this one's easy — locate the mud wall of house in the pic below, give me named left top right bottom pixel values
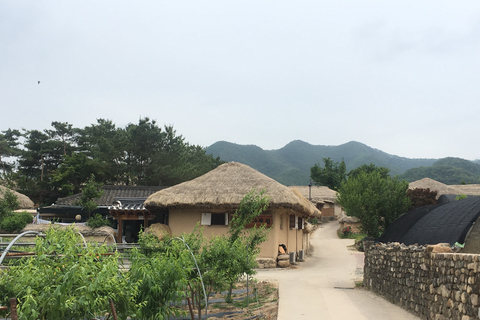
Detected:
left=321, top=204, right=335, bottom=217
left=364, top=241, right=480, bottom=320
left=296, top=228, right=303, bottom=251
left=168, top=208, right=280, bottom=260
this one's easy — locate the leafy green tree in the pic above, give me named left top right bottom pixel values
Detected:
left=310, top=157, right=347, bottom=191
left=77, top=174, right=104, bottom=219
left=125, top=118, right=166, bottom=185
left=223, top=189, right=270, bottom=301
left=134, top=226, right=204, bottom=319
left=51, top=153, right=105, bottom=197
left=0, top=129, right=21, bottom=175
left=77, top=119, right=128, bottom=184
left=337, top=171, right=411, bottom=238
left=46, top=121, right=78, bottom=156
left=348, top=163, right=390, bottom=179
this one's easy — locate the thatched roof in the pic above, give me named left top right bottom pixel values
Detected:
left=451, top=184, right=480, bottom=196
left=0, top=185, right=35, bottom=209
left=23, top=224, right=116, bottom=237
left=290, top=186, right=337, bottom=203
left=409, top=178, right=463, bottom=198
left=409, top=178, right=480, bottom=198
left=145, top=162, right=320, bottom=217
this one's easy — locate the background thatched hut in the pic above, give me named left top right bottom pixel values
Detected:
left=290, top=185, right=341, bottom=219
left=145, top=162, right=320, bottom=264
left=0, top=185, right=35, bottom=209
left=22, top=224, right=117, bottom=244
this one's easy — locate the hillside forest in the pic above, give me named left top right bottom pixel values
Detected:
left=206, top=141, right=480, bottom=186
left=0, top=118, right=224, bottom=206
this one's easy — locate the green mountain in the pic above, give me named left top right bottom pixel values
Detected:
left=399, top=157, right=480, bottom=185
left=206, top=140, right=441, bottom=185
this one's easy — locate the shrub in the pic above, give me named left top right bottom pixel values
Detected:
left=0, top=211, right=33, bottom=232
left=0, top=189, right=19, bottom=216
left=86, top=213, right=112, bottom=229
left=342, top=226, right=352, bottom=237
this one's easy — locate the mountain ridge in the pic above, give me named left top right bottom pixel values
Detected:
left=206, top=140, right=478, bottom=186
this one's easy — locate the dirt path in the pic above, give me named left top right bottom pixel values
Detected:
left=254, top=221, right=421, bottom=320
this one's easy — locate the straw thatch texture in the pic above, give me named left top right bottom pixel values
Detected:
left=144, top=223, right=172, bottom=240
left=145, top=162, right=319, bottom=217
left=0, top=185, right=35, bottom=209
left=290, top=186, right=337, bottom=203
left=22, top=223, right=116, bottom=236
left=409, top=178, right=462, bottom=198
left=451, top=184, right=480, bottom=196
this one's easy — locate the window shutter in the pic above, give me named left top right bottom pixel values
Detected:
left=295, top=216, right=298, bottom=229
left=201, top=213, right=212, bottom=225
left=289, top=215, right=295, bottom=229
left=298, top=217, right=304, bottom=229
left=224, top=213, right=229, bottom=225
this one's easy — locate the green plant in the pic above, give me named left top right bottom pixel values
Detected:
left=455, top=194, right=467, bottom=200
left=76, top=174, right=104, bottom=219
left=0, top=189, right=19, bottom=216
left=0, top=211, right=33, bottom=232
left=337, top=170, right=411, bottom=238
left=342, top=226, right=352, bottom=237
left=308, top=217, right=319, bottom=225
left=86, top=213, right=112, bottom=229
left=0, top=226, right=139, bottom=319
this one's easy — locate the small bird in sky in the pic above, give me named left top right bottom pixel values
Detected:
left=38, top=81, right=40, bottom=84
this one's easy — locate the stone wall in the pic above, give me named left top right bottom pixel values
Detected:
left=364, top=241, right=480, bottom=320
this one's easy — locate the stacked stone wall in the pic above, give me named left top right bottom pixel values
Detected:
left=364, top=241, right=480, bottom=320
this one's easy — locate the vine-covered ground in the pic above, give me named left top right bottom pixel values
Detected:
left=204, top=280, right=278, bottom=320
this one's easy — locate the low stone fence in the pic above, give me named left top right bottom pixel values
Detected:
left=364, top=241, right=480, bottom=320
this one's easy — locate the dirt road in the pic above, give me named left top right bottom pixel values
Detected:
left=255, top=221, right=420, bottom=320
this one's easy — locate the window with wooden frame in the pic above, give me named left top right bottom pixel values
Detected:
left=201, top=213, right=228, bottom=226
left=298, top=217, right=304, bottom=230
left=289, top=215, right=298, bottom=229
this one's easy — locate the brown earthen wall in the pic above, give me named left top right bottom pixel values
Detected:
left=364, top=241, right=480, bottom=320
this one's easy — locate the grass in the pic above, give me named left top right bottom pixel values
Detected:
left=210, top=280, right=278, bottom=311
left=337, top=230, right=367, bottom=241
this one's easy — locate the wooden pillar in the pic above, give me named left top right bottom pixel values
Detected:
left=117, top=218, right=123, bottom=243
left=143, top=212, right=149, bottom=230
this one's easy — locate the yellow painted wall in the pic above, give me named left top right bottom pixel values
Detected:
left=167, top=207, right=307, bottom=260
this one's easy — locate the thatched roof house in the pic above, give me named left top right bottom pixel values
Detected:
left=0, top=186, right=35, bottom=209
left=146, top=162, right=319, bottom=217
left=290, top=185, right=341, bottom=218
left=409, top=178, right=480, bottom=198
left=409, top=178, right=464, bottom=198
left=145, top=162, right=320, bottom=265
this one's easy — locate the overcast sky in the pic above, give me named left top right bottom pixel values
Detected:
left=2, top=1, right=480, bottom=160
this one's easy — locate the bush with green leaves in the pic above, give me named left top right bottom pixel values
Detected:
left=337, top=170, right=411, bottom=238
left=0, top=189, right=272, bottom=319
left=0, top=226, right=140, bottom=319
left=86, top=213, right=113, bottom=229
left=0, top=189, right=19, bottom=216
left=0, top=211, right=33, bottom=232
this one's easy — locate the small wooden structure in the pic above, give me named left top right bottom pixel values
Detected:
left=109, top=198, right=160, bottom=243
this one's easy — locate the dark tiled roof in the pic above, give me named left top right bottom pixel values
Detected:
left=56, top=185, right=167, bottom=206
left=377, top=203, right=444, bottom=244
left=379, top=196, right=480, bottom=246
